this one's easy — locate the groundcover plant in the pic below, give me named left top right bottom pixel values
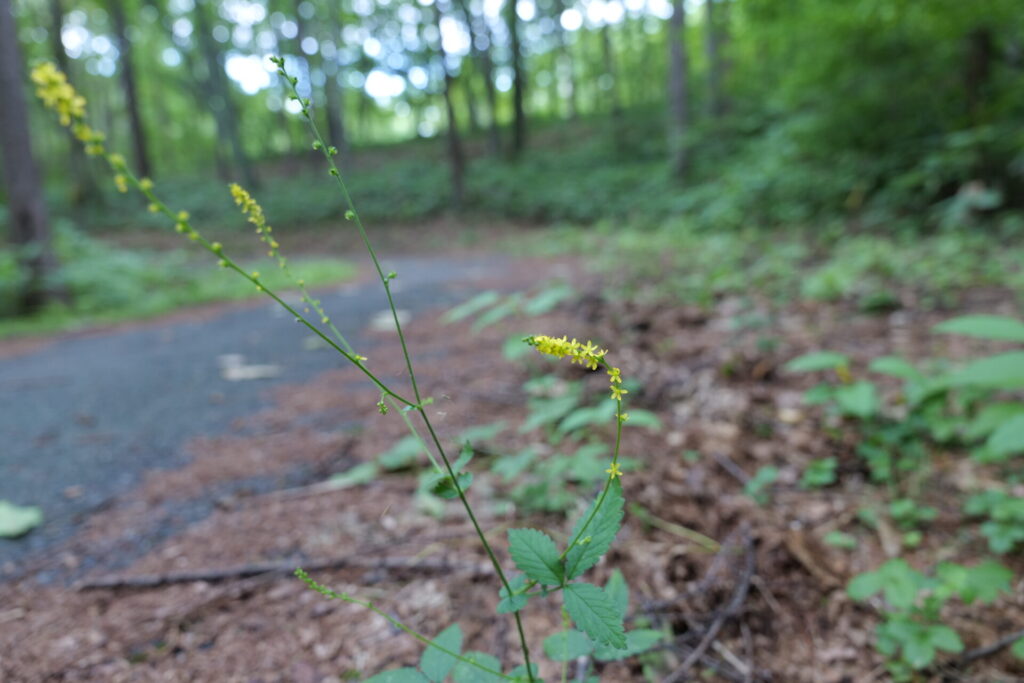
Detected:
left=32, top=56, right=659, bottom=682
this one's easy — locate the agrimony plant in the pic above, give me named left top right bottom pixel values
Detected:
left=32, top=56, right=659, bottom=681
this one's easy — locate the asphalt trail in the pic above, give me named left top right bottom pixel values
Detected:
left=0, top=254, right=511, bottom=572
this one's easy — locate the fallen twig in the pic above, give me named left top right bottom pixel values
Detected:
left=662, top=526, right=755, bottom=683
left=955, top=626, right=1024, bottom=668
left=77, top=555, right=491, bottom=590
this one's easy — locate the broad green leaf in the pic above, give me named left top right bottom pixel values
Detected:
left=519, top=393, right=581, bottom=433
left=594, top=629, right=665, bottom=661
left=457, top=421, right=506, bottom=445
left=938, top=560, right=1012, bottom=604
left=523, top=283, right=574, bottom=316
left=986, top=414, right=1024, bottom=456
left=948, top=352, right=1024, bottom=389
left=491, top=448, right=537, bottom=481
left=563, top=582, right=627, bottom=649
left=508, top=528, right=564, bottom=585
left=847, top=570, right=884, bottom=602
left=0, top=501, right=43, bottom=539
left=508, top=664, right=540, bottom=681
left=472, top=294, right=522, bottom=331
left=964, top=402, right=1024, bottom=440
left=423, top=470, right=473, bottom=500
left=934, top=315, right=1024, bottom=342
left=564, top=481, right=625, bottom=580
left=365, top=668, right=430, bottom=683
left=902, top=636, right=936, bottom=670
left=604, top=569, right=629, bottom=618
left=327, top=462, right=378, bottom=489
left=378, top=435, right=427, bottom=471
left=452, top=651, right=503, bottom=683
left=543, top=630, right=594, bottom=661
left=622, top=409, right=661, bottom=431
left=927, top=625, right=964, bottom=654
left=557, top=402, right=616, bottom=435
left=420, top=624, right=463, bottom=682
left=497, top=574, right=529, bottom=614
left=823, top=530, right=857, bottom=550
left=784, top=351, right=850, bottom=373
left=834, top=381, right=879, bottom=419
left=443, top=290, right=501, bottom=323
left=868, top=356, right=921, bottom=380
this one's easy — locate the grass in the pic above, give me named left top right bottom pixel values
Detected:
left=0, top=224, right=356, bottom=339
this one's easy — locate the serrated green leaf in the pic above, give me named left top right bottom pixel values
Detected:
left=365, top=668, right=430, bottom=683
left=443, top=290, right=501, bottom=323
left=497, top=573, right=529, bottom=614
left=604, top=569, right=629, bottom=618
left=328, top=462, right=379, bottom=489
left=868, top=356, right=921, bottom=380
left=543, top=630, right=594, bottom=661
left=508, top=528, right=564, bottom=585
left=564, top=481, right=625, bottom=580
left=934, top=315, right=1024, bottom=342
left=948, top=352, right=1024, bottom=389
left=593, top=629, right=665, bottom=661
left=452, top=651, right=503, bottom=683
left=987, top=414, right=1024, bottom=456
left=784, top=351, right=850, bottom=373
left=420, top=623, right=462, bottom=682
left=563, top=582, right=626, bottom=649
left=0, top=501, right=43, bottom=539
left=834, top=381, right=879, bottom=419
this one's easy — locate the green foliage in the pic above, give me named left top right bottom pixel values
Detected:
left=848, top=558, right=1011, bottom=678
left=420, top=624, right=463, bottom=682
left=744, top=465, right=778, bottom=505
left=964, top=491, right=1024, bottom=554
left=800, top=457, right=837, bottom=489
left=562, top=583, right=626, bottom=650
left=0, top=500, right=44, bottom=539
left=508, top=529, right=564, bottom=586
left=564, top=482, right=625, bottom=580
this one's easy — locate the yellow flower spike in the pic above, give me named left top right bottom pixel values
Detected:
left=528, top=334, right=606, bottom=369
left=610, top=385, right=628, bottom=401
left=31, top=62, right=86, bottom=127
left=113, top=174, right=128, bottom=193
left=139, top=178, right=154, bottom=192
left=605, top=462, right=623, bottom=480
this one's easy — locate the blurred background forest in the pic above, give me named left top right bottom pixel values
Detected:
left=2, top=0, right=1024, bottom=331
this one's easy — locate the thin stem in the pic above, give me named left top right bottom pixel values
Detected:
left=296, top=569, right=517, bottom=681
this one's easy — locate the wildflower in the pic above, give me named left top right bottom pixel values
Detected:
left=609, top=385, right=628, bottom=401
left=605, top=462, right=623, bottom=480
left=527, top=334, right=607, bottom=369
left=30, top=62, right=86, bottom=126
left=147, top=203, right=160, bottom=213
left=607, top=366, right=622, bottom=384
left=113, top=174, right=128, bottom=193
left=618, top=413, right=630, bottom=424
left=139, top=177, right=154, bottom=192
left=377, top=399, right=388, bottom=415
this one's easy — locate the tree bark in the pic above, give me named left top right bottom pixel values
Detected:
left=108, top=0, right=152, bottom=178
left=667, top=0, right=690, bottom=178
left=49, top=0, right=100, bottom=205
left=705, top=0, right=728, bottom=118
left=0, top=0, right=63, bottom=313
left=433, top=0, right=465, bottom=208
left=507, top=0, right=526, bottom=156
left=551, top=0, right=578, bottom=119
left=454, top=0, right=500, bottom=154
left=193, top=0, right=258, bottom=188
left=322, top=1, right=349, bottom=158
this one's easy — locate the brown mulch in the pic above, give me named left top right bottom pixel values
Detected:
left=1, top=262, right=1023, bottom=682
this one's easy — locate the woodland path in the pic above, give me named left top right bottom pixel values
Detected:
left=0, top=253, right=513, bottom=575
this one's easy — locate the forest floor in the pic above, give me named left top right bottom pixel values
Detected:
left=1, top=244, right=1023, bottom=682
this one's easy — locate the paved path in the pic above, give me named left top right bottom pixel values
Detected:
left=0, top=254, right=511, bottom=571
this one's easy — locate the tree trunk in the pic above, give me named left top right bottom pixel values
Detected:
left=322, top=1, right=349, bottom=158
left=667, top=0, right=689, bottom=178
left=433, top=1, right=465, bottom=208
left=454, top=0, right=500, bottom=154
left=551, top=0, right=579, bottom=119
left=0, top=0, right=63, bottom=313
left=507, top=0, right=526, bottom=156
left=705, top=0, right=728, bottom=118
left=108, top=0, right=152, bottom=178
left=193, top=0, right=258, bottom=188
left=600, top=23, right=624, bottom=140
left=49, top=0, right=100, bottom=205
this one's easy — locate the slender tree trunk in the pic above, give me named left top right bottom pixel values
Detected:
left=507, top=0, right=526, bottom=156
left=600, top=22, right=623, bottom=139
left=705, top=0, right=727, bottom=118
left=0, top=0, right=63, bottom=313
left=454, top=0, right=500, bottom=154
left=321, top=3, right=349, bottom=158
left=551, top=0, right=579, bottom=119
left=108, top=0, right=152, bottom=177
left=49, top=0, right=100, bottom=204
left=667, top=0, right=689, bottom=178
left=194, top=0, right=257, bottom=187
left=434, top=1, right=465, bottom=207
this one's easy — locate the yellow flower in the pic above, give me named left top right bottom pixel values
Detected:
left=605, top=462, right=623, bottom=479
left=139, top=177, right=154, bottom=192
left=113, top=174, right=128, bottom=193
left=527, top=334, right=606, bottom=369
left=607, top=367, right=622, bottom=384
left=31, top=62, right=86, bottom=127
left=609, top=385, right=628, bottom=401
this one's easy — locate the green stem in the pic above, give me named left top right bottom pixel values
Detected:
left=295, top=569, right=517, bottom=681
